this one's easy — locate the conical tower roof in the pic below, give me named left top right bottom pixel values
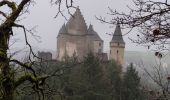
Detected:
left=59, top=23, right=67, bottom=34
left=88, top=24, right=102, bottom=41
left=66, top=7, right=88, bottom=35
left=111, top=23, right=125, bottom=44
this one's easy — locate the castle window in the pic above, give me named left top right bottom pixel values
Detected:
left=99, top=42, right=101, bottom=46
left=117, top=50, right=119, bottom=54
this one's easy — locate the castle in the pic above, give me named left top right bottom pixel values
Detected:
left=56, top=7, right=125, bottom=65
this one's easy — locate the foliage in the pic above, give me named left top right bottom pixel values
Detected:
left=49, top=53, right=123, bottom=100
left=98, top=0, right=170, bottom=97
left=12, top=53, right=148, bottom=100
left=80, top=53, right=108, bottom=100
left=62, top=53, right=110, bottom=100
left=122, top=63, right=145, bottom=100
left=106, top=60, right=122, bottom=100
left=0, top=0, right=75, bottom=100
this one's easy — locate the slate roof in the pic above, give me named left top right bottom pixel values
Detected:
left=59, top=23, right=67, bottom=34
left=66, top=7, right=88, bottom=34
left=88, top=24, right=102, bottom=41
left=111, top=23, right=125, bottom=44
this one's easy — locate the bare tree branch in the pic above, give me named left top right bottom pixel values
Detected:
left=98, top=0, right=170, bottom=52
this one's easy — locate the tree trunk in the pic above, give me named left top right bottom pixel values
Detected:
left=0, top=31, right=14, bottom=100
left=1, top=60, right=14, bottom=100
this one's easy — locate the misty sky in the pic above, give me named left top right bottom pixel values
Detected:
left=11, top=0, right=149, bottom=53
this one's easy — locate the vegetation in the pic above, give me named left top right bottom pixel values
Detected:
left=0, top=0, right=164, bottom=100
left=106, top=60, right=122, bottom=100
left=98, top=0, right=170, bottom=97
left=98, top=0, right=170, bottom=54
left=28, top=54, right=145, bottom=100
left=0, top=0, right=75, bottom=100
left=122, top=63, right=145, bottom=100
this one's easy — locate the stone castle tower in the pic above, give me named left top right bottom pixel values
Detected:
left=57, top=8, right=103, bottom=61
left=109, top=23, right=125, bottom=65
left=57, top=7, right=125, bottom=65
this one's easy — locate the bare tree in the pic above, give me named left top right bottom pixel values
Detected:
left=98, top=0, right=170, bottom=53
left=0, top=0, right=75, bottom=100
left=97, top=0, right=170, bottom=99
left=139, top=59, right=170, bottom=99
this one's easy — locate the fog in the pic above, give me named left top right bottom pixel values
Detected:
left=11, top=0, right=149, bottom=53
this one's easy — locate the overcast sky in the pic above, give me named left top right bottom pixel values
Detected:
left=11, top=0, right=149, bottom=54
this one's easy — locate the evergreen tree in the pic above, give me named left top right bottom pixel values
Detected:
left=81, top=53, right=105, bottom=100
left=64, top=52, right=111, bottom=100
left=106, top=60, right=122, bottom=100
left=122, top=63, right=144, bottom=100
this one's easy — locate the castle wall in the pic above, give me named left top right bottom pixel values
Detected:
left=56, top=8, right=107, bottom=61
left=85, top=35, right=104, bottom=54
left=38, top=52, right=52, bottom=61
left=85, top=35, right=93, bottom=53
left=57, top=34, right=87, bottom=61
left=57, top=35, right=66, bottom=60
left=110, top=42, right=125, bottom=65
left=93, top=40, right=103, bottom=54
left=65, top=42, right=77, bottom=57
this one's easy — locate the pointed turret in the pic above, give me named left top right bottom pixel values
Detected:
left=111, top=23, right=125, bottom=44
left=59, top=23, right=67, bottom=34
left=88, top=24, right=103, bottom=54
left=110, top=23, right=125, bottom=66
left=88, top=24, right=102, bottom=41
left=66, top=7, right=88, bottom=35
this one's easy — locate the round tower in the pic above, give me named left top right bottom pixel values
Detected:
left=110, top=23, right=125, bottom=65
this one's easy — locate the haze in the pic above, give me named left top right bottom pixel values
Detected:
left=11, top=0, right=148, bottom=53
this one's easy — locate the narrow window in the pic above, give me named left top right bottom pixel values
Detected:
left=99, top=42, right=101, bottom=46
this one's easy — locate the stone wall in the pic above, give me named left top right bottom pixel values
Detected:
left=38, top=51, right=52, bottom=61
left=110, top=42, right=125, bottom=65
left=57, top=34, right=88, bottom=60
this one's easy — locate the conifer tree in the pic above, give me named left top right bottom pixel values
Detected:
left=122, top=63, right=144, bottom=100
left=64, top=52, right=109, bottom=100
left=106, top=60, right=122, bottom=100
left=81, top=52, right=105, bottom=100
